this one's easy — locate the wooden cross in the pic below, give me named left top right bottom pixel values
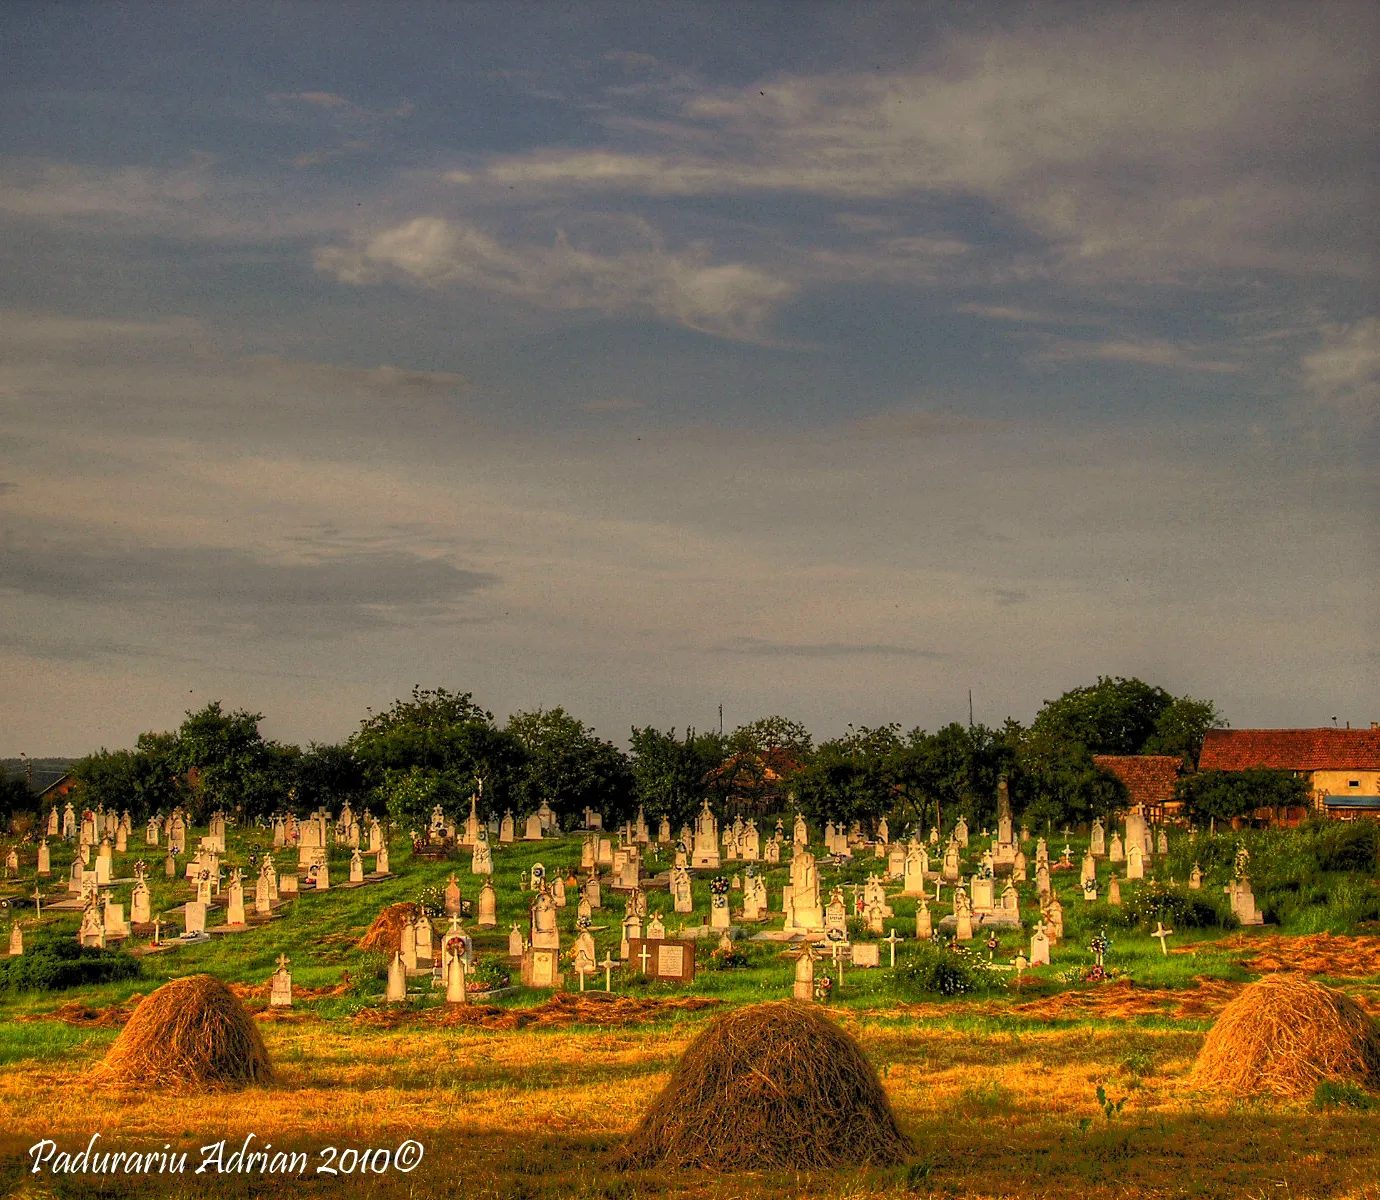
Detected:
left=637, top=943, right=652, bottom=975
left=599, top=952, right=617, bottom=991
left=883, top=928, right=903, bottom=968
left=1152, top=922, right=1174, bottom=955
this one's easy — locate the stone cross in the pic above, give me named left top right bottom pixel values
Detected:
left=33, top=888, right=41, bottom=918
left=1152, top=922, right=1174, bottom=956
left=1014, top=952, right=1028, bottom=984
left=637, top=943, right=652, bottom=975
left=599, top=952, right=617, bottom=992
left=883, top=928, right=903, bottom=968
left=576, top=959, right=591, bottom=992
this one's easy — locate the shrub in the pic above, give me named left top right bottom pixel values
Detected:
left=1107, top=882, right=1234, bottom=932
left=1313, top=1079, right=1374, bottom=1110
left=467, top=955, right=511, bottom=991
left=1313, top=820, right=1380, bottom=873
left=0, top=934, right=141, bottom=994
left=894, top=942, right=982, bottom=997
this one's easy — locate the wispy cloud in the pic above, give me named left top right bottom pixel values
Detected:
left=711, top=637, right=946, bottom=660
left=1301, top=319, right=1380, bottom=429
left=1034, top=337, right=1244, bottom=374
left=315, top=216, right=794, bottom=341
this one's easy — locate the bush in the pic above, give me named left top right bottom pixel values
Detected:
left=1313, top=820, right=1380, bottom=873
left=894, top=942, right=983, bottom=997
left=1313, top=1079, right=1374, bottom=1110
left=0, top=934, right=141, bottom=994
left=1107, top=882, right=1234, bottom=932
left=467, top=955, right=511, bottom=991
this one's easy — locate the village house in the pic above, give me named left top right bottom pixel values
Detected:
left=1197, top=726, right=1380, bottom=822
left=1092, top=755, right=1184, bottom=824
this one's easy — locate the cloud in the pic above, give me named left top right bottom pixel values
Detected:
left=842, top=408, right=1001, bottom=440
left=314, top=216, right=794, bottom=340
left=247, top=356, right=469, bottom=399
left=1301, top=319, right=1380, bottom=429
left=455, top=10, right=1376, bottom=282
left=0, top=535, right=495, bottom=640
left=1034, top=337, right=1244, bottom=373
left=577, top=396, right=645, bottom=414
left=711, top=637, right=946, bottom=660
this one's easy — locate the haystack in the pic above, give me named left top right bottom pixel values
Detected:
left=356, top=902, right=420, bottom=953
left=97, top=974, right=274, bottom=1091
left=1193, top=974, right=1380, bottom=1099
left=617, top=1002, right=912, bottom=1171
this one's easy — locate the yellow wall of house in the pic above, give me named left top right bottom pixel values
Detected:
left=1312, top=769, right=1380, bottom=798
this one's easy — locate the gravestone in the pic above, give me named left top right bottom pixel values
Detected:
left=850, top=942, right=880, bottom=968
left=270, top=955, right=293, bottom=1007
left=520, top=946, right=563, bottom=988
left=1030, top=922, right=1050, bottom=966
left=1126, top=843, right=1144, bottom=881
left=1109, top=832, right=1124, bottom=863
left=478, top=880, right=497, bottom=928
left=915, top=897, right=932, bottom=939
left=628, top=937, right=696, bottom=984
left=1108, top=874, right=1122, bottom=905
left=183, top=901, right=207, bottom=936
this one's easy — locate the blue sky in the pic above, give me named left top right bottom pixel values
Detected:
left=2, top=2, right=1376, bottom=754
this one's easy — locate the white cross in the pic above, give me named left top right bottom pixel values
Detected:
left=1152, top=922, right=1174, bottom=955
left=883, top=928, right=903, bottom=967
left=637, top=942, right=652, bottom=975
left=599, top=953, right=617, bottom=991
left=33, top=888, right=41, bottom=917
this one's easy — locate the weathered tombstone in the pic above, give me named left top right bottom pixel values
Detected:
left=520, top=945, right=563, bottom=988
left=349, top=849, right=364, bottom=884
left=445, top=955, right=467, bottom=1004
left=850, top=942, right=880, bottom=968
left=445, top=875, right=463, bottom=916
left=1090, top=819, right=1106, bottom=857
left=530, top=889, right=560, bottom=949
left=709, top=879, right=731, bottom=930
left=691, top=800, right=721, bottom=869
left=1108, top=874, right=1122, bottom=905
left=915, top=897, right=932, bottom=939
left=954, top=816, right=969, bottom=848
left=1189, top=862, right=1203, bottom=890
left=183, top=900, right=206, bottom=937
left=523, top=813, right=544, bottom=841
left=400, top=921, right=418, bottom=970
left=1157, top=828, right=1169, bottom=856
left=507, top=922, right=525, bottom=957
left=792, top=945, right=817, bottom=1000
left=478, top=880, right=497, bottom=928
left=1108, top=832, right=1124, bottom=863
left=414, top=913, right=434, bottom=963
left=270, top=954, right=293, bottom=1007
left=1126, top=843, right=1144, bottom=881
left=8, top=925, right=22, bottom=956
left=37, top=841, right=50, bottom=876
left=386, top=952, right=407, bottom=1001
left=671, top=865, right=693, bottom=914
left=1030, top=922, right=1051, bottom=966
left=375, top=843, right=390, bottom=874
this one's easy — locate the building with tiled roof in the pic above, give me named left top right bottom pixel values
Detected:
left=1093, top=755, right=1183, bottom=822
left=1198, top=727, right=1380, bottom=819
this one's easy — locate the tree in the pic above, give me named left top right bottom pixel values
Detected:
left=175, top=702, right=286, bottom=821
left=629, top=726, right=726, bottom=828
left=72, top=732, right=187, bottom=819
left=1142, top=696, right=1226, bottom=768
left=1029, top=677, right=1174, bottom=756
left=292, top=742, right=366, bottom=812
left=1176, top=769, right=1308, bottom=824
left=704, top=716, right=811, bottom=814
left=0, top=766, right=30, bottom=825
left=507, top=707, right=635, bottom=826
left=793, top=724, right=902, bottom=828
left=350, top=687, right=527, bottom=819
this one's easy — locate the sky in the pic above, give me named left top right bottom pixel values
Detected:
left=2, top=2, right=1377, bottom=757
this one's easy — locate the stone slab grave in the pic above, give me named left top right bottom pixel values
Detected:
left=849, top=943, right=881, bottom=968
left=627, top=937, right=696, bottom=984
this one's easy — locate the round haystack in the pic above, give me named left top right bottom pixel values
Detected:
left=97, top=974, right=274, bottom=1091
left=1193, top=974, right=1380, bottom=1099
left=356, top=902, right=420, bottom=953
left=616, top=1002, right=912, bottom=1171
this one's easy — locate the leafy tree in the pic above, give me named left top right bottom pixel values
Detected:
left=0, top=766, right=31, bottom=825
left=506, top=707, right=634, bottom=827
left=1029, top=676, right=1174, bottom=756
left=1142, top=695, right=1226, bottom=767
left=174, top=702, right=287, bottom=821
left=1176, top=769, right=1309, bottom=824
left=292, top=742, right=366, bottom=812
left=350, top=687, right=526, bottom=817
left=72, top=733, right=187, bottom=819
left=705, top=716, right=811, bottom=814
left=629, top=726, right=726, bottom=828
left=794, top=724, right=902, bottom=827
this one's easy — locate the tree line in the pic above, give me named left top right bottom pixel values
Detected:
left=4, top=676, right=1308, bottom=832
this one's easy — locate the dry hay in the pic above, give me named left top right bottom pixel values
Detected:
left=616, top=1001, right=912, bottom=1172
left=15, top=1000, right=138, bottom=1028
left=1192, top=973, right=1380, bottom=1099
left=95, top=974, right=275, bottom=1092
left=1179, top=932, right=1380, bottom=979
left=356, top=902, right=420, bottom=953
left=889, top=975, right=1244, bottom=1024
left=355, top=990, right=721, bottom=1031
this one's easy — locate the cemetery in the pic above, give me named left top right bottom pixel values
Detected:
left=0, top=779, right=1378, bottom=1199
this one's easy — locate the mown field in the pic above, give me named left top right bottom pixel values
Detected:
left=1, top=821, right=1378, bottom=1200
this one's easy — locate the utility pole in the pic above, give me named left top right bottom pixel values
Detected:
left=718, top=704, right=723, bottom=736
left=968, top=690, right=973, bottom=729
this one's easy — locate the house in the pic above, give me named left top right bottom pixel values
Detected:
left=37, top=772, right=78, bottom=803
left=1197, top=726, right=1380, bottom=821
left=1092, top=755, right=1184, bottom=823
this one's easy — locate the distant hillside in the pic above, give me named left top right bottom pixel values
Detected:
left=0, top=758, right=76, bottom=794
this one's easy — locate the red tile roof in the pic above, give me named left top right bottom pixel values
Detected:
left=1093, top=755, right=1182, bottom=807
left=1198, top=728, right=1380, bottom=772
